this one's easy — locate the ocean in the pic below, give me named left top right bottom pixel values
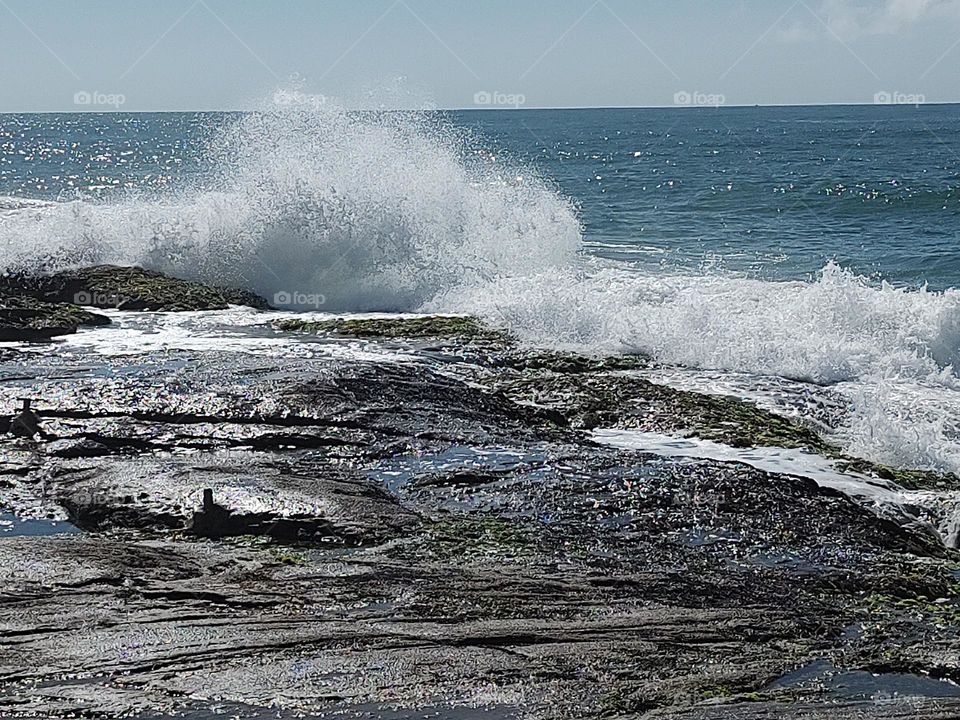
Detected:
left=1, top=99, right=958, bottom=475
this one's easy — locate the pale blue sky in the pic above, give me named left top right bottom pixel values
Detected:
left=1, top=0, right=958, bottom=111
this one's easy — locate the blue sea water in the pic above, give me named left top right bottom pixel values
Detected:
left=0, top=100, right=958, bottom=474
left=1, top=104, right=958, bottom=287
left=469, top=105, right=960, bottom=290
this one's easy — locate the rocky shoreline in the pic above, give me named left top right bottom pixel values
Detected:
left=0, top=264, right=270, bottom=341
left=1, top=266, right=959, bottom=719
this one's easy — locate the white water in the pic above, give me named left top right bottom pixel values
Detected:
left=37, top=308, right=421, bottom=364
left=431, top=263, right=960, bottom=474
left=0, top=92, right=581, bottom=311
left=0, top=93, right=958, bottom=475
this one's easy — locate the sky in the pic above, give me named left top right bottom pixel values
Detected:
left=0, top=0, right=958, bottom=111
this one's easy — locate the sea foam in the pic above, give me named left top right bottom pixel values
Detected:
left=430, top=263, right=960, bottom=472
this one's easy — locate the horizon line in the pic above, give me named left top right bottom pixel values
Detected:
left=1, top=100, right=957, bottom=115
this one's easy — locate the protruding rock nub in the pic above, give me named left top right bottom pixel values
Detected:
left=192, top=488, right=233, bottom=538
left=10, top=398, right=43, bottom=438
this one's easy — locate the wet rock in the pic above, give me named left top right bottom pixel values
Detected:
left=17, top=452, right=418, bottom=543
left=491, top=349, right=649, bottom=374
left=276, top=314, right=508, bottom=342
left=0, top=293, right=110, bottom=340
left=837, top=457, right=960, bottom=491
left=44, top=437, right=114, bottom=458
left=61, top=493, right=183, bottom=532
left=2, top=315, right=960, bottom=719
left=0, top=264, right=269, bottom=311
left=494, top=370, right=833, bottom=452
left=218, top=286, right=273, bottom=310
left=9, top=399, right=47, bottom=438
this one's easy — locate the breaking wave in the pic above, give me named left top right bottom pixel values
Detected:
left=431, top=261, right=960, bottom=385
left=429, top=262, right=960, bottom=473
left=0, top=92, right=581, bottom=311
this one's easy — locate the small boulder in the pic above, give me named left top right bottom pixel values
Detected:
left=45, top=437, right=112, bottom=458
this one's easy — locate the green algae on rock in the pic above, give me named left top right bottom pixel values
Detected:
left=835, top=457, right=960, bottom=491
left=0, top=294, right=110, bottom=341
left=275, top=316, right=654, bottom=375
left=275, top=314, right=508, bottom=341
left=494, top=370, right=832, bottom=451
left=0, top=264, right=270, bottom=311
left=490, top=349, right=649, bottom=373
left=493, top=369, right=960, bottom=490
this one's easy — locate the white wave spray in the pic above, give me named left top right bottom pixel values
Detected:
left=0, top=92, right=581, bottom=310
left=429, top=262, right=960, bottom=473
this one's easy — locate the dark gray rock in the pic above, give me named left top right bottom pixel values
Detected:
left=0, top=319, right=958, bottom=719
left=0, top=293, right=110, bottom=340
left=0, top=264, right=270, bottom=311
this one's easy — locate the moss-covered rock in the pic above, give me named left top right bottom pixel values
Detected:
left=275, top=316, right=653, bottom=374
left=836, top=458, right=960, bottom=491
left=492, top=349, right=649, bottom=374
left=496, top=371, right=834, bottom=452
left=494, top=369, right=960, bottom=492
left=493, top=369, right=960, bottom=490
left=0, top=294, right=110, bottom=341
left=276, top=314, right=508, bottom=341
left=0, top=265, right=269, bottom=312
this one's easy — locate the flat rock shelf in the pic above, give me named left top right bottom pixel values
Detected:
left=1, top=268, right=960, bottom=719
